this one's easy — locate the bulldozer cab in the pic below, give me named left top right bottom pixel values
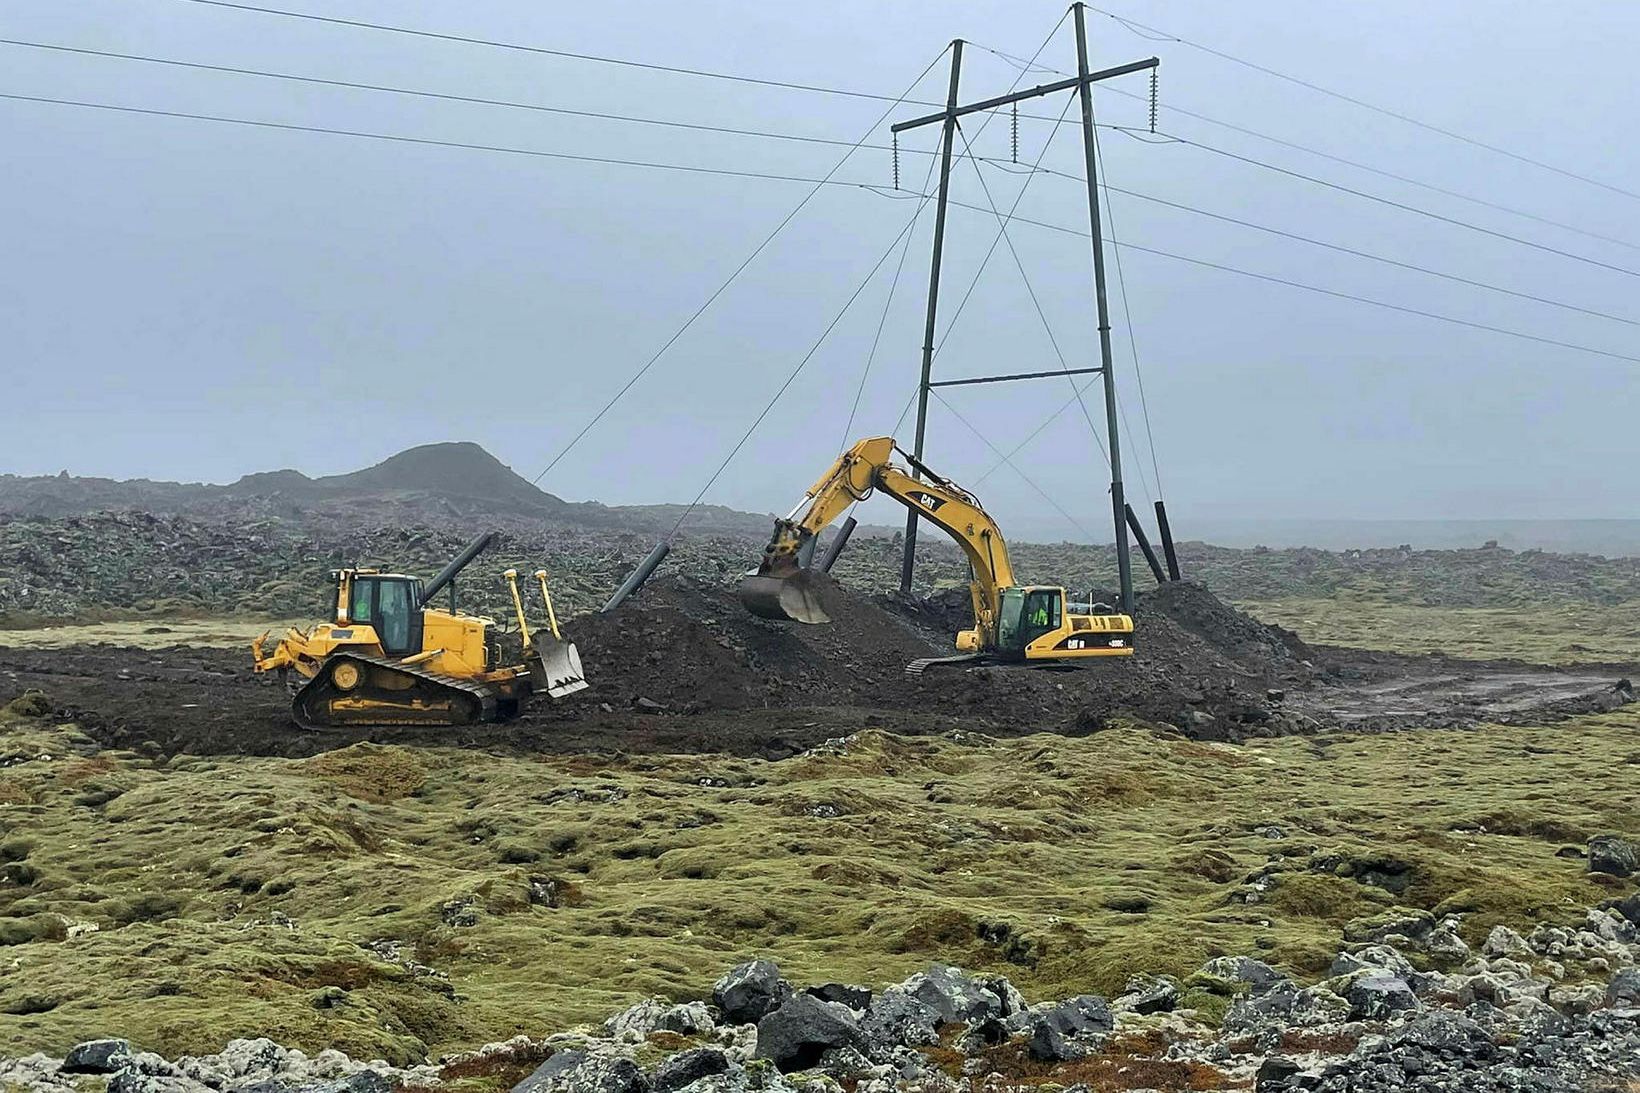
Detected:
left=996, top=586, right=1062, bottom=657
left=339, top=571, right=424, bottom=657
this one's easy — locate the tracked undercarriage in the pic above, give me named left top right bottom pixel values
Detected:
left=253, top=531, right=588, bottom=731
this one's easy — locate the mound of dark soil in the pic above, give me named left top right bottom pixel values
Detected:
left=4, top=571, right=1628, bottom=760
left=558, top=573, right=1319, bottom=742
left=562, top=573, right=948, bottom=713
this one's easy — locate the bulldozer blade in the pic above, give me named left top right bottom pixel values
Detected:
left=738, top=569, right=831, bottom=625
left=529, top=638, right=589, bottom=699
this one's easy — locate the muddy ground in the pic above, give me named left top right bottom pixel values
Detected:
left=0, top=577, right=1631, bottom=759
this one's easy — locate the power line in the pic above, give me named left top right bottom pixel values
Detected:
left=969, top=36, right=1640, bottom=255
left=1087, top=4, right=1640, bottom=204
left=159, top=0, right=1640, bottom=250
left=528, top=47, right=950, bottom=487
left=10, top=88, right=1637, bottom=371
left=173, top=0, right=949, bottom=108
left=978, top=159, right=1640, bottom=329
left=839, top=152, right=940, bottom=451
left=951, top=119, right=1115, bottom=480
left=15, top=53, right=1638, bottom=302
left=948, top=199, right=1640, bottom=367
left=930, top=387, right=1097, bottom=541
left=672, top=195, right=934, bottom=538
left=0, top=90, right=923, bottom=193
left=1149, top=131, right=1640, bottom=281
left=1098, top=87, right=1640, bottom=256
left=0, top=36, right=967, bottom=162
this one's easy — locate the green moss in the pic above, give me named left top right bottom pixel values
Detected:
left=0, top=711, right=1635, bottom=1064
left=0, top=914, right=66, bottom=946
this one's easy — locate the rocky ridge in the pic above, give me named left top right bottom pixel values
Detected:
left=7, top=884, right=1639, bottom=1093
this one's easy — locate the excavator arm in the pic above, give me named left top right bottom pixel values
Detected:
left=741, top=437, right=1015, bottom=645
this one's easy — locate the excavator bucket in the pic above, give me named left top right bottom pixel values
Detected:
left=527, top=637, right=590, bottom=698
left=738, top=567, right=831, bottom=625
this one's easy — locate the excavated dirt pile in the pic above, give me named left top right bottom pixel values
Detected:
left=561, top=574, right=943, bottom=712
left=0, top=572, right=1630, bottom=759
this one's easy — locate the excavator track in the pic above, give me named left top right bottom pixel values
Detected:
left=904, top=653, right=987, bottom=677
left=290, top=652, right=503, bottom=731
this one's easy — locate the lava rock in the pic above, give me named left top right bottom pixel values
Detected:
left=858, top=986, right=941, bottom=1049
left=713, top=960, right=792, bottom=1026
left=107, top=1075, right=212, bottom=1093
left=62, top=1038, right=134, bottom=1073
left=755, top=994, right=862, bottom=1072
left=297, top=1075, right=394, bottom=1093
left=514, top=1051, right=648, bottom=1093
left=652, top=1048, right=731, bottom=1093
left=1482, top=925, right=1534, bottom=959
left=1587, top=835, right=1638, bottom=877
left=802, top=983, right=872, bottom=1012
left=1344, top=973, right=1420, bottom=1021
left=1607, top=891, right=1640, bottom=926
left=1198, top=955, right=1287, bottom=994
left=901, top=964, right=1007, bottom=1025
left=1023, top=995, right=1113, bottom=1062
left=1112, top=973, right=1179, bottom=1015
left=1255, top=1055, right=1302, bottom=1091
left=607, top=999, right=714, bottom=1039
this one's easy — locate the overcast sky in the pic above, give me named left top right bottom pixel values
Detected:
left=4, top=1, right=1638, bottom=541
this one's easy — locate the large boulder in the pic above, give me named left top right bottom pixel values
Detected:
left=713, top=961, right=792, bottom=1026
left=1343, top=973, right=1420, bottom=1022
left=1587, top=835, right=1638, bottom=878
left=1111, top=973, right=1179, bottom=1015
left=1608, top=968, right=1640, bottom=1007
left=802, top=984, right=872, bottom=1012
left=607, top=999, right=714, bottom=1039
left=901, top=965, right=1009, bottom=1025
left=1197, top=956, right=1287, bottom=995
left=754, top=995, right=862, bottom=1072
left=1606, top=890, right=1640, bottom=926
left=1481, top=925, right=1534, bottom=959
left=652, top=1048, right=732, bottom=1093
left=1222, top=983, right=1348, bottom=1037
left=513, top=1050, right=649, bottom=1093
left=62, top=1039, right=134, bottom=1074
left=1254, top=1055, right=1301, bottom=1091
left=858, top=988, right=942, bottom=1050
left=1022, top=996, right=1113, bottom=1062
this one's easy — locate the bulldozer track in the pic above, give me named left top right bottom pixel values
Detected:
left=289, top=652, right=505, bottom=732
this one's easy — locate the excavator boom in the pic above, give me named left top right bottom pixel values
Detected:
left=740, top=436, right=1134, bottom=666
left=741, top=437, right=1017, bottom=645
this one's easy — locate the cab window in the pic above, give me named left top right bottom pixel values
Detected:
left=1022, top=589, right=1062, bottom=641
left=997, top=588, right=1025, bottom=651
left=377, top=579, right=413, bottom=654
left=350, top=579, right=373, bottom=623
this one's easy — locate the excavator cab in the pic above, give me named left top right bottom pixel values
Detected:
left=996, top=586, right=1063, bottom=657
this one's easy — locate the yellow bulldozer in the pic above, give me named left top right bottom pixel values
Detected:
left=740, top=436, right=1134, bottom=672
left=252, top=531, right=588, bottom=729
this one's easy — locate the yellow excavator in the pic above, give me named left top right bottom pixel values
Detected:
left=252, top=532, right=588, bottom=729
left=740, top=436, right=1134, bottom=672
